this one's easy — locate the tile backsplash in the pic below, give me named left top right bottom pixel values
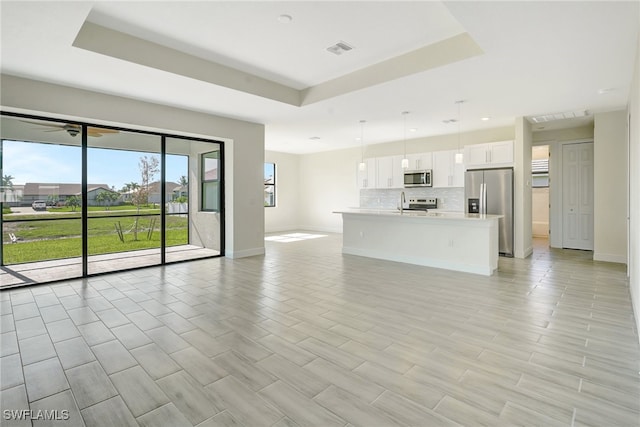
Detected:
left=360, top=187, right=465, bottom=211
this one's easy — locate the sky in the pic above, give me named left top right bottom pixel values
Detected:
left=2, top=140, right=188, bottom=190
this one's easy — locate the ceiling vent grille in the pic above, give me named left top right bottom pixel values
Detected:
left=326, top=41, right=354, bottom=55
left=530, top=109, right=589, bottom=123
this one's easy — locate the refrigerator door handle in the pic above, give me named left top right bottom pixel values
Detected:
left=480, top=183, right=486, bottom=215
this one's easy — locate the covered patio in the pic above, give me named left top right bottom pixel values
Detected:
left=0, top=245, right=219, bottom=289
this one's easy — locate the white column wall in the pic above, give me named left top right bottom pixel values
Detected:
left=0, top=74, right=265, bottom=258
left=514, top=117, right=533, bottom=258
left=593, top=111, right=628, bottom=263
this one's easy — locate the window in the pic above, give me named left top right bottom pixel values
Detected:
left=201, top=150, right=220, bottom=211
left=264, top=163, right=275, bottom=207
left=532, top=158, right=549, bottom=188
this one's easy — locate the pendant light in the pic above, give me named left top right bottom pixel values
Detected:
left=401, top=111, right=409, bottom=169
left=455, top=100, right=464, bottom=164
left=358, top=120, right=367, bottom=171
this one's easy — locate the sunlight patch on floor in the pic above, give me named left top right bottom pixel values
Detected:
left=264, top=232, right=327, bottom=243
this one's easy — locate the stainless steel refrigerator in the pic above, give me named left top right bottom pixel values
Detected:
left=464, top=167, right=514, bottom=257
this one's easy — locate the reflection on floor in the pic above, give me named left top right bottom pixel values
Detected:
left=0, top=245, right=219, bottom=288
left=264, top=232, right=327, bottom=243
left=0, top=234, right=638, bottom=426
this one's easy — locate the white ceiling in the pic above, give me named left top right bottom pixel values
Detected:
left=1, top=1, right=638, bottom=154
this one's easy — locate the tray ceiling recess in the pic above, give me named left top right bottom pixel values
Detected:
left=72, top=19, right=483, bottom=107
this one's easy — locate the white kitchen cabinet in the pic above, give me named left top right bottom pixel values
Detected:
left=433, top=149, right=465, bottom=187
left=464, top=140, right=513, bottom=169
left=405, top=153, right=433, bottom=171
left=356, top=158, right=376, bottom=189
left=376, top=155, right=404, bottom=188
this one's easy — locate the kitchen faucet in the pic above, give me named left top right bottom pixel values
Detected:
left=400, top=191, right=405, bottom=215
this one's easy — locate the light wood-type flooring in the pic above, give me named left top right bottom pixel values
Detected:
left=1, top=233, right=638, bottom=426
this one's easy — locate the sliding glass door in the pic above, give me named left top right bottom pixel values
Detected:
left=0, top=113, right=223, bottom=288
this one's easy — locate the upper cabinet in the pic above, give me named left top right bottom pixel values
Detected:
left=405, top=153, right=433, bottom=171
left=464, top=140, right=514, bottom=169
left=376, top=155, right=405, bottom=188
left=356, top=158, right=377, bottom=189
left=432, top=149, right=464, bottom=188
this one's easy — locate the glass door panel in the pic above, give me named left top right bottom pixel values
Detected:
left=1, top=116, right=82, bottom=287
left=165, top=137, right=221, bottom=263
left=87, top=129, right=161, bottom=274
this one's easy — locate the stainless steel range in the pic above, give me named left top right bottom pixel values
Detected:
left=404, top=197, right=437, bottom=211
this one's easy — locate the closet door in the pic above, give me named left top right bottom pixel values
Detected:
left=562, top=142, right=594, bottom=250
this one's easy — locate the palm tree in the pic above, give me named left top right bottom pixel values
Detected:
left=1, top=174, right=15, bottom=202
left=179, top=175, right=188, bottom=187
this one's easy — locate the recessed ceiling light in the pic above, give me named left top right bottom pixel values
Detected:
left=442, top=119, right=457, bottom=124
left=409, top=128, right=417, bottom=132
left=278, top=14, right=293, bottom=23
left=309, top=136, right=321, bottom=140
left=481, top=117, right=491, bottom=121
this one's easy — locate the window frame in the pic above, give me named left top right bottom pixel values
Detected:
left=201, top=150, right=221, bottom=212
left=264, top=162, right=276, bottom=208
left=531, top=158, right=549, bottom=188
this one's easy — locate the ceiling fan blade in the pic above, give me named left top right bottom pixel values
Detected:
left=42, top=128, right=63, bottom=132
left=88, top=127, right=119, bottom=135
left=87, top=132, right=103, bottom=138
left=21, top=119, right=65, bottom=129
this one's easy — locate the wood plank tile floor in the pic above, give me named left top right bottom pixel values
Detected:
left=1, top=233, right=638, bottom=426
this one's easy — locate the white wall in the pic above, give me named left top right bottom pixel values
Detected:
left=628, top=34, right=640, bottom=342
left=265, top=150, right=301, bottom=232
left=593, top=111, right=628, bottom=263
left=299, top=147, right=362, bottom=233
left=0, top=74, right=265, bottom=258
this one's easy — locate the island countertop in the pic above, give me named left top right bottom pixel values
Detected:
left=333, top=208, right=503, bottom=221
left=334, top=208, right=501, bottom=275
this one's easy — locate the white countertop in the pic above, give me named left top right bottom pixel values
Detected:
left=334, top=208, right=502, bottom=221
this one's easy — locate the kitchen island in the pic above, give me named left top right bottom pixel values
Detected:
left=334, top=209, right=501, bottom=276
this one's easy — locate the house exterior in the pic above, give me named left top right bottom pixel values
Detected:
left=21, top=182, right=109, bottom=206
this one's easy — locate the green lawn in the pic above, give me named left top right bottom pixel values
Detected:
left=3, top=213, right=189, bottom=264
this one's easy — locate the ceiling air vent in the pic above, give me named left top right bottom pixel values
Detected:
left=326, top=41, right=354, bottom=55
left=530, top=109, right=589, bottom=123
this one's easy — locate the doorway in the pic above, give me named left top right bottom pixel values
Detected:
left=531, top=145, right=550, bottom=241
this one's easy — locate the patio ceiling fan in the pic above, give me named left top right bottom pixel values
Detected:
left=20, top=120, right=119, bottom=138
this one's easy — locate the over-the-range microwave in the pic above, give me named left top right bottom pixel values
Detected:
left=404, top=169, right=432, bottom=187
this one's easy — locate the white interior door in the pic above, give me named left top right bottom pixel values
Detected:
left=562, top=142, right=594, bottom=250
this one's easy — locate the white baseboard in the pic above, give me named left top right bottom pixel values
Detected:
left=593, top=252, right=627, bottom=264
left=225, top=247, right=265, bottom=259
left=515, top=245, right=533, bottom=259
